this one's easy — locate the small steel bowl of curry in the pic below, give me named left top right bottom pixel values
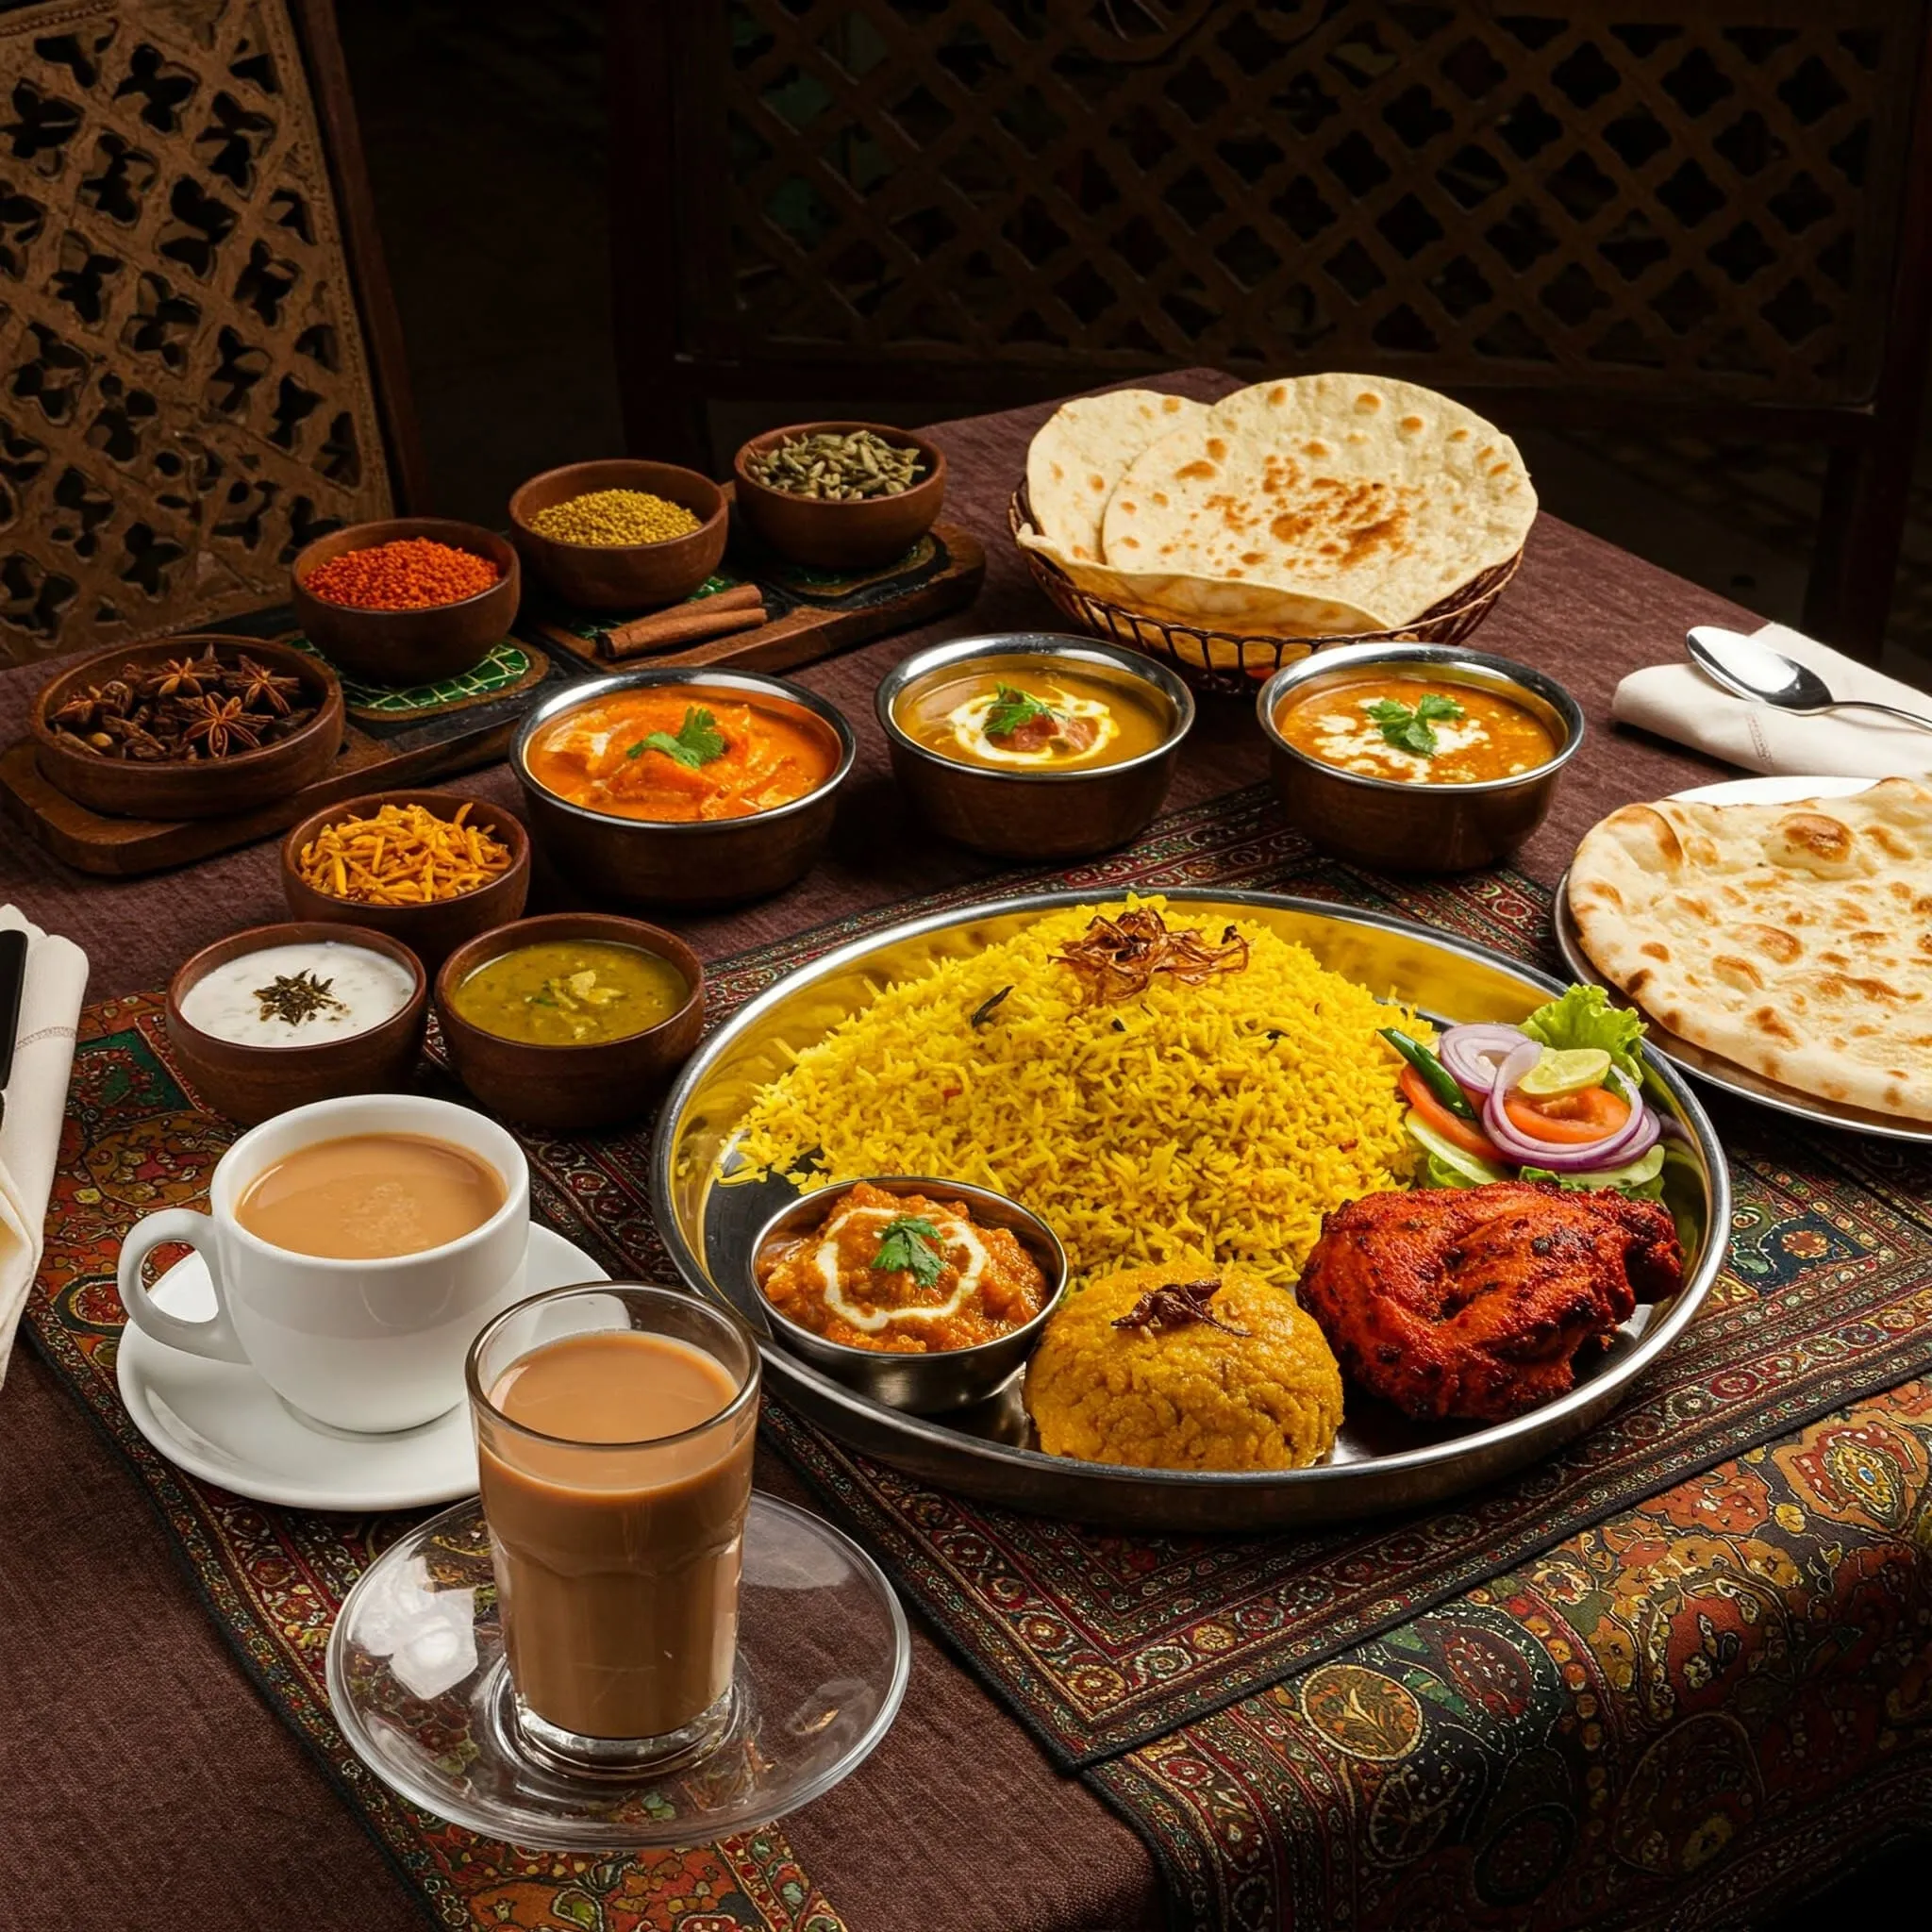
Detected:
left=1257, top=643, right=1584, bottom=874
left=747, top=1175, right=1069, bottom=1414
left=511, top=667, right=857, bottom=907
left=876, top=633, right=1194, bottom=859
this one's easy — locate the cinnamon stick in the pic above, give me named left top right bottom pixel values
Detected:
left=600, top=595, right=769, bottom=659
left=603, top=583, right=763, bottom=647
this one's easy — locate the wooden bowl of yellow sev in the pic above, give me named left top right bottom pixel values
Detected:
left=280, top=790, right=530, bottom=972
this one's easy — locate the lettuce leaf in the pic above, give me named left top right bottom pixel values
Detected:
left=1521, top=985, right=1646, bottom=1085
left=1521, top=1144, right=1666, bottom=1200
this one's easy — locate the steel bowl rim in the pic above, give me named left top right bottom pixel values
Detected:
left=651, top=886, right=1731, bottom=1497
left=509, top=665, right=858, bottom=836
left=1256, top=641, right=1587, bottom=798
left=874, top=631, right=1196, bottom=786
left=745, top=1173, right=1071, bottom=1380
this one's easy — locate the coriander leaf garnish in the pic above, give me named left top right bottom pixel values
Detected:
left=1364, top=691, right=1464, bottom=758
left=871, top=1215, right=946, bottom=1289
left=983, top=683, right=1058, bottom=741
left=627, top=706, right=728, bottom=768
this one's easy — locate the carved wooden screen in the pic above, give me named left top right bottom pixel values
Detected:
left=677, top=0, right=1924, bottom=412
left=0, top=0, right=396, bottom=663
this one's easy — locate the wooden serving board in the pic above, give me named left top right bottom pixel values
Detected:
left=522, top=517, right=985, bottom=673
left=1, top=522, right=985, bottom=877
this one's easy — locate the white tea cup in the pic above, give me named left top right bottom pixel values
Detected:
left=117, top=1093, right=530, bottom=1434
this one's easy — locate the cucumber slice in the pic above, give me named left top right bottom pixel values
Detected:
left=1405, top=1111, right=1510, bottom=1187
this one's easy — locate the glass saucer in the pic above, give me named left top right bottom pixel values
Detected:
left=325, top=1492, right=910, bottom=1848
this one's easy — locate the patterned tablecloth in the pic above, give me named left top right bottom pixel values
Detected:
left=25, top=783, right=1932, bottom=1932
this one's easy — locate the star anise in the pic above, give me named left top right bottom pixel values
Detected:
left=50, top=689, right=103, bottom=731
left=1111, top=1276, right=1251, bottom=1338
left=177, top=692, right=263, bottom=758
left=141, top=654, right=213, bottom=701
left=1056, top=908, right=1250, bottom=1008
left=225, top=653, right=304, bottom=714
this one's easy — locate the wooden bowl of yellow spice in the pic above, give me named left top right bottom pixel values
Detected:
left=280, top=790, right=530, bottom=972
left=508, top=460, right=728, bottom=612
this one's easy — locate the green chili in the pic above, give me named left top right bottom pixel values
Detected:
left=1379, top=1027, right=1477, bottom=1120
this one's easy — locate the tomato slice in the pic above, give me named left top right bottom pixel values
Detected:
left=1399, top=1065, right=1508, bottom=1161
left=1503, top=1083, right=1630, bottom=1145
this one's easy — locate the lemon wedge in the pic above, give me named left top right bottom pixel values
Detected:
left=1517, top=1046, right=1613, bottom=1097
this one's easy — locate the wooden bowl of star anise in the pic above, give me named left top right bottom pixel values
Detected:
left=31, top=636, right=343, bottom=820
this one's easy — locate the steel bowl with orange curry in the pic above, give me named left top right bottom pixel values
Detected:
left=522, top=685, right=839, bottom=823
left=755, top=1180, right=1051, bottom=1353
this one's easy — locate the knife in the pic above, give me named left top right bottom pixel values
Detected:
left=0, top=927, right=28, bottom=1132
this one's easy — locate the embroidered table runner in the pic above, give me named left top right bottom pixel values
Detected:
left=26, top=784, right=1932, bottom=1930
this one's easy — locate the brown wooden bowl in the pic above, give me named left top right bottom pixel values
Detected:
left=508, top=459, right=729, bottom=611
left=732, top=422, right=945, bottom=570
left=31, top=636, right=344, bottom=822
left=291, top=517, right=519, bottom=685
left=166, top=922, right=428, bottom=1126
left=281, top=789, right=531, bottom=972
left=436, top=913, right=706, bottom=1130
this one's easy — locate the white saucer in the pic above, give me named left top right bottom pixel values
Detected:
left=115, top=1226, right=608, bottom=1512
left=1671, top=774, right=1877, bottom=806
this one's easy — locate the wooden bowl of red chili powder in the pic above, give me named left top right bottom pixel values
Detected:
left=291, top=518, right=520, bottom=685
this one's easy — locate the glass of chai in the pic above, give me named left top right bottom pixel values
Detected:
left=466, top=1283, right=759, bottom=1774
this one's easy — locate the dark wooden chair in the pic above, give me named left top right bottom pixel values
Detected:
left=0, top=0, right=424, bottom=665
left=610, top=0, right=1932, bottom=661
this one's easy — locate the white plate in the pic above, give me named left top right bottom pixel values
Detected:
left=1670, top=774, right=1878, bottom=806
left=115, top=1225, right=608, bottom=1511
left=1557, top=772, right=1930, bottom=1142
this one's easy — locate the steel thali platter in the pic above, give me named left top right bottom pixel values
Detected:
left=651, top=890, right=1730, bottom=1533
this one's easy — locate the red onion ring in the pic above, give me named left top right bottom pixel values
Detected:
left=1437, top=1023, right=1529, bottom=1097
left=1481, top=1039, right=1659, bottom=1172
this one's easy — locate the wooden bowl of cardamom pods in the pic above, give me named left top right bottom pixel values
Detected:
left=732, top=422, right=946, bottom=570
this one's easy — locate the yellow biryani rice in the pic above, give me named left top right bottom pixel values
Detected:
left=731, top=897, right=1419, bottom=1289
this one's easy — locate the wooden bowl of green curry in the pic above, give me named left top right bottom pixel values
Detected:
left=434, top=912, right=705, bottom=1129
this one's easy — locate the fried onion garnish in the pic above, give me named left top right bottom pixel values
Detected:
left=1054, top=908, right=1249, bottom=1007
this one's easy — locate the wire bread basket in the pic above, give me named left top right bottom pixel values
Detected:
left=1008, top=483, right=1523, bottom=699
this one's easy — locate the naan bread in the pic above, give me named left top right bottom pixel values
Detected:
left=1026, top=389, right=1212, bottom=566
left=1019, top=385, right=1385, bottom=652
left=1014, top=526, right=1386, bottom=642
left=1102, top=374, right=1536, bottom=627
left=1568, top=778, right=1932, bottom=1120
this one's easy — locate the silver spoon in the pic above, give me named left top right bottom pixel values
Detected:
left=1687, top=625, right=1932, bottom=731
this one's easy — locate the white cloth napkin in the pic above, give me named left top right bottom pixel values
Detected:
left=1612, top=622, right=1932, bottom=777
left=0, top=908, right=89, bottom=1391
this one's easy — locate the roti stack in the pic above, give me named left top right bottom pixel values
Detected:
left=1568, top=777, right=1932, bottom=1121
left=1019, top=374, right=1536, bottom=657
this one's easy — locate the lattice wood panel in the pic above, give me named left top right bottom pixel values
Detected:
left=0, top=0, right=393, bottom=662
left=694, top=0, right=1922, bottom=405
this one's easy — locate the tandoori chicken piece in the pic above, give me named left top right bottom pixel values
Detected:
left=1297, top=1181, right=1684, bottom=1424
